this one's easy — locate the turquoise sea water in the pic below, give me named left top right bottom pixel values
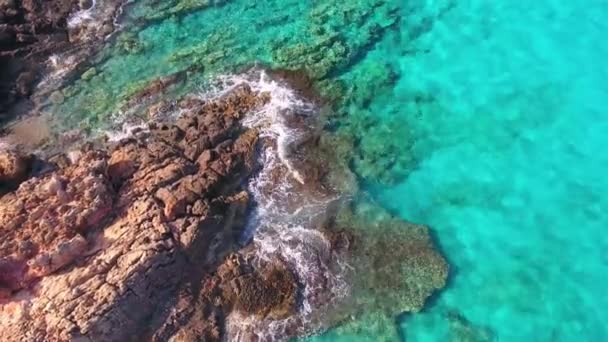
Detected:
left=366, top=2, right=608, bottom=341
left=51, top=0, right=608, bottom=340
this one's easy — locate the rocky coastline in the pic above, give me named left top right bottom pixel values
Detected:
left=0, top=72, right=448, bottom=341
left=0, top=1, right=449, bottom=338
left=0, top=84, right=297, bottom=341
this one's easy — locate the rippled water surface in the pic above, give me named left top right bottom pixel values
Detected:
left=50, top=0, right=608, bottom=340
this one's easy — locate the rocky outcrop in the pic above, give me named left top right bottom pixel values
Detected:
left=0, top=71, right=449, bottom=341
left=0, top=85, right=296, bottom=341
left=0, top=148, right=32, bottom=192
left=154, top=253, right=298, bottom=341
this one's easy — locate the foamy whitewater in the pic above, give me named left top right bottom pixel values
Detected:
left=68, top=0, right=132, bottom=33
left=67, top=0, right=97, bottom=29
left=198, top=71, right=349, bottom=341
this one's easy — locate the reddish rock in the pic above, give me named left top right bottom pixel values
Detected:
left=153, top=253, right=299, bottom=341
left=0, top=85, right=272, bottom=341
left=0, top=149, right=31, bottom=191
left=228, top=259, right=298, bottom=320
left=0, top=149, right=113, bottom=293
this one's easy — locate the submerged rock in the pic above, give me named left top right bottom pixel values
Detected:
left=446, top=309, right=495, bottom=342
left=319, top=202, right=449, bottom=340
left=271, top=0, right=400, bottom=80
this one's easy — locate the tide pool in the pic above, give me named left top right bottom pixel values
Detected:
left=46, top=0, right=608, bottom=340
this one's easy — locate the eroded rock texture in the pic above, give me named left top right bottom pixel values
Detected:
left=0, top=148, right=32, bottom=192
left=0, top=85, right=294, bottom=341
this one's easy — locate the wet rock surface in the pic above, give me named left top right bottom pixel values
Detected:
left=155, top=253, right=298, bottom=342
left=0, top=85, right=286, bottom=341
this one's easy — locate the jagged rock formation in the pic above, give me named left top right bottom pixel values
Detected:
left=0, top=85, right=298, bottom=341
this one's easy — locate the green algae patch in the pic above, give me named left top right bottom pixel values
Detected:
left=80, top=67, right=98, bottom=81
left=271, top=0, right=400, bottom=80
left=115, top=31, right=147, bottom=55
left=133, top=0, right=229, bottom=22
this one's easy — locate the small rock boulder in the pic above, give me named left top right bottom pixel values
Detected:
left=0, top=149, right=31, bottom=190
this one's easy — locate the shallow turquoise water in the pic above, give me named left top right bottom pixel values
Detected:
left=52, top=0, right=608, bottom=340
left=365, top=1, right=608, bottom=340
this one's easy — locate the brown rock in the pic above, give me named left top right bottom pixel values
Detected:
left=196, top=149, right=214, bottom=170
left=0, top=85, right=273, bottom=342
left=0, top=149, right=31, bottom=190
left=154, top=253, right=298, bottom=342
left=230, top=260, right=298, bottom=320
left=0, top=149, right=113, bottom=293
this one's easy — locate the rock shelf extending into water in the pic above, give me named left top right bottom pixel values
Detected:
left=0, top=76, right=447, bottom=341
left=0, top=85, right=285, bottom=341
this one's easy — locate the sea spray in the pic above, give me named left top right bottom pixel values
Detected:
left=68, top=0, right=132, bottom=35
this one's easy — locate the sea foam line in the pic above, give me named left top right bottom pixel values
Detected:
left=202, top=70, right=347, bottom=341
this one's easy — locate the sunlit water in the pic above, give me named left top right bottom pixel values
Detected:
left=43, top=0, right=608, bottom=340
left=365, top=2, right=608, bottom=341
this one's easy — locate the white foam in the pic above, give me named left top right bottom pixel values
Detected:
left=202, top=71, right=315, bottom=184
left=38, top=54, right=82, bottom=90
left=103, top=122, right=148, bottom=142
left=204, top=70, right=348, bottom=341
left=67, top=0, right=97, bottom=29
